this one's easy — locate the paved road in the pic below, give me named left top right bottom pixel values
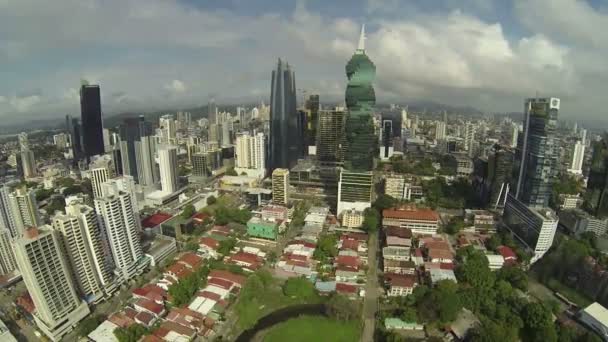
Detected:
left=361, top=231, right=379, bottom=342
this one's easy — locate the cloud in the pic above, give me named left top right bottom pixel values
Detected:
left=164, top=80, right=187, bottom=94
left=0, top=0, right=606, bottom=124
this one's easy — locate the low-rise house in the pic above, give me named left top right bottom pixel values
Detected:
left=429, top=268, right=457, bottom=284
left=385, top=318, right=424, bottom=331
left=384, top=226, right=413, bottom=247
left=166, top=307, right=214, bottom=335
left=315, top=281, right=337, bottom=294
left=154, top=321, right=197, bottom=342
left=383, top=260, right=416, bottom=275
left=383, top=207, right=440, bottom=235
left=412, top=248, right=424, bottom=266
left=178, top=252, right=204, bottom=270
left=227, top=252, right=263, bottom=271
left=134, top=311, right=156, bottom=327
left=208, top=270, right=246, bottom=288
left=335, top=266, right=360, bottom=282
left=198, top=237, right=221, bottom=259
left=164, top=262, right=193, bottom=283
left=428, top=249, right=454, bottom=264
left=384, top=273, right=418, bottom=296
left=132, top=284, right=166, bottom=305
left=382, top=246, right=411, bottom=261
left=497, top=246, right=518, bottom=265
left=134, top=298, right=166, bottom=318
left=336, top=283, right=358, bottom=298
left=485, top=254, right=505, bottom=270
left=247, top=216, right=279, bottom=240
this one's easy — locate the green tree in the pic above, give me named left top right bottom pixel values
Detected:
left=362, top=208, right=380, bottom=232
left=325, top=294, right=359, bottom=321
left=282, top=277, right=317, bottom=300
left=207, top=195, right=217, bottom=206
left=114, top=324, right=149, bottom=342
left=401, top=307, right=417, bottom=323
left=444, top=217, right=465, bottom=235
left=456, top=247, right=495, bottom=289
left=374, top=194, right=398, bottom=211
left=77, top=315, right=105, bottom=336
left=313, top=234, right=338, bottom=262
left=496, top=266, right=528, bottom=291
left=218, top=238, right=237, bottom=256
left=181, top=204, right=195, bottom=219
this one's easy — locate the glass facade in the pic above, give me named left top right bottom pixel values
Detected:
left=80, top=84, right=105, bottom=160
left=585, top=134, right=608, bottom=217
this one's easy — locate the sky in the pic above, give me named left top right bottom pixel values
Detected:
left=1, top=0, right=608, bottom=124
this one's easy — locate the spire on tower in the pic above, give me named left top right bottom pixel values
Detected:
left=357, top=24, right=366, bottom=52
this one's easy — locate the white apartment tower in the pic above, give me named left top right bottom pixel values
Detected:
left=13, top=227, right=90, bottom=341
left=0, top=229, right=17, bottom=276
left=136, top=135, right=159, bottom=187
left=0, top=184, right=17, bottom=238
left=94, top=185, right=145, bottom=281
left=568, top=140, right=585, bottom=175
left=435, top=121, right=446, bottom=141
left=158, top=145, right=179, bottom=193
left=235, top=132, right=266, bottom=178
left=464, top=122, right=476, bottom=152
left=21, top=149, right=37, bottom=178
left=89, top=155, right=115, bottom=198
left=272, top=168, right=289, bottom=205
left=159, top=114, right=176, bottom=144
left=8, top=187, right=41, bottom=236
left=52, top=200, right=113, bottom=302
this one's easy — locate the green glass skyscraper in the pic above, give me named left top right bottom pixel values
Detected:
left=343, top=25, right=377, bottom=171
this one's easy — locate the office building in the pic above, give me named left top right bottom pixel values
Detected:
left=0, top=185, right=17, bottom=238
left=208, top=99, right=218, bottom=125
left=52, top=200, right=113, bottom=302
left=119, top=116, right=148, bottom=183
left=269, top=59, right=300, bottom=170
left=559, top=209, right=608, bottom=237
left=382, top=207, right=440, bottom=235
left=137, top=135, right=159, bottom=187
left=80, top=84, right=105, bottom=160
left=158, top=146, right=179, bottom=193
left=89, top=155, right=115, bottom=198
left=385, top=175, right=411, bottom=201
left=568, top=140, right=585, bottom=175
left=435, top=121, right=446, bottom=141
left=176, top=111, right=191, bottom=129
left=316, top=109, right=345, bottom=165
left=0, top=229, right=17, bottom=276
left=503, top=194, right=558, bottom=263
left=191, top=149, right=222, bottom=178
left=304, top=94, right=320, bottom=151
left=95, top=185, right=146, bottom=281
left=21, top=149, right=37, bottom=178
left=337, top=170, right=373, bottom=215
left=343, top=25, right=377, bottom=171
left=8, top=187, right=41, bottom=236
left=13, top=227, right=90, bottom=341
left=235, top=132, right=266, bottom=178
left=159, top=115, right=176, bottom=144
left=53, top=133, right=69, bottom=150
left=380, top=119, right=394, bottom=161
left=272, top=168, right=289, bottom=205
left=18, top=132, right=29, bottom=151
left=485, top=144, right=514, bottom=207
left=68, top=116, right=83, bottom=162
left=515, top=97, right=560, bottom=208
left=585, top=134, right=608, bottom=218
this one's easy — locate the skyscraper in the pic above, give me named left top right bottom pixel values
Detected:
left=13, top=227, right=90, bottom=341
left=89, top=155, right=115, bottom=198
left=0, top=228, right=17, bottom=276
left=159, top=114, right=176, bottom=144
left=8, top=187, right=41, bottom=236
left=158, top=146, right=179, bottom=193
left=269, top=59, right=299, bottom=171
left=208, top=99, right=218, bottom=125
left=515, top=97, right=560, bottom=208
left=272, top=168, right=289, bottom=205
left=316, top=109, right=345, bottom=165
left=380, top=119, right=394, bottom=161
left=585, top=134, right=608, bottom=217
left=0, top=184, right=17, bottom=238
left=435, top=121, right=447, bottom=141
left=21, top=149, right=36, bottom=178
left=485, top=144, right=514, bottom=207
left=343, top=25, right=377, bottom=171
left=464, top=122, right=475, bottom=152
left=94, top=185, right=145, bottom=281
left=52, top=199, right=113, bottom=302
left=568, top=140, right=585, bottom=175
left=235, top=132, right=266, bottom=178
left=136, top=135, right=159, bottom=187
left=305, top=94, right=320, bottom=150
left=18, top=132, right=28, bottom=151
left=80, top=84, right=105, bottom=160
left=68, top=117, right=83, bottom=162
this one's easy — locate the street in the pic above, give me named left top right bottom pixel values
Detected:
left=361, top=230, right=379, bottom=342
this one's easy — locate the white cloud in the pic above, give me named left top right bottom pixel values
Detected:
left=8, top=95, right=41, bottom=112
left=164, top=80, right=187, bottom=94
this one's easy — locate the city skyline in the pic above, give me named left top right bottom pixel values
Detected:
left=2, top=1, right=608, bottom=125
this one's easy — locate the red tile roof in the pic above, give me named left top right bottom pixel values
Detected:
left=199, top=237, right=220, bottom=250
left=16, top=293, right=35, bottom=314
left=229, top=252, right=262, bottom=268
left=207, top=278, right=233, bottom=290
left=142, top=212, right=172, bottom=228
left=336, top=255, right=359, bottom=268
left=336, top=283, right=358, bottom=294
left=141, top=335, right=164, bottom=342
left=199, top=290, right=222, bottom=301
left=341, top=239, right=359, bottom=251
left=178, top=252, right=203, bottom=269
left=497, top=246, right=517, bottom=260
left=384, top=273, right=417, bottom=288
left=135, top=311, right=155, bottom=326
left=286, top=253, right=308, bottom=262
left=340, top=232, right=368, bottom=242
left=133, top=284, right=166, bottom=303
left=135, top=298, right=165, bottom=316
left=193, top=212, right=210, bottom=223
left=208, top=270, right=246, bottom=286
left=157, top=321, right=196, bottom=339
left=428, top=249, right=454, bottom=260
left=384, top=226, right=413, bottom=238
left=108, top=312, right=136, bottom=328
left=383, top=207, right=439, bottom=221
left=287, top=240, right=317, bottom=249
left=424, top=241, right=451, bottom=251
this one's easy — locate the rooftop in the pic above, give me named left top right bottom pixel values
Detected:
left=383, top=207, right=439, bottom=221
left=583, top=302, right=608, bottom=325
left=142, top=212, right=172, bottom=228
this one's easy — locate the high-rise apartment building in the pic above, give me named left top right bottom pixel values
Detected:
left=159, top=115, right=176, bottom=145
left=304, top=94, right=320, bottom=151
left=21, top=149, right=37, bottom=178
left=0, top=229, right=17, bottom=276
left=568, top=140, right=585, bottom=175
left=89, top=155, right=115, bottom=198
left=80, top=84, right=105, bottom=160
left=94, top=185, right=146, bottom=281
left=337, top=170, right=374, bottom=216
left=464, top=122, right=475, bottom=152
left=136, top=135, right=159, bottom=187
left=343, top=25, right=377, bottom=171
left=385, top=175, right=411, bottom=201
left=272, top=168, right=289, bottom=205
left=8, top=187, right=41, bottom=236
left=176, top=111, right=191, bottom=129
left=235, top=132, right=266, bottom=178
left=119, top=116, right=149, bottom=183
left=208, top=99, right=218, bottom=125
left=316, top=109, right=345, bottom=166
left=269, top=59, right=300, bottom=171
left=158, top=146, right=179, bottom=193
left=13, top=227, right=90, bottom=341
left=515, top=97, right=560, bottom=208
left=0, top=185, right=17, bottom=238
left=585, top=134, right=608, bottom=218
left=435, top=121, right=446, bottom=141
left=18, top=132, right=29, bottom=151
left=68, top=117, right=83, bottom=163
left=52, top=200, right=114, bottom=302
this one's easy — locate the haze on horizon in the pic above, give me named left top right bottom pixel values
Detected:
left=1, top=0, right=607, bottom=125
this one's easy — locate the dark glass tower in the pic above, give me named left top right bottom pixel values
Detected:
left=515, top=97, right=560, bottom=208
left=305, top=94, right=320, bottom=149
left=80, top=84, right=105, bottom=160
left=316, top=110, right=345, bottom=165
left=119, top=116, right=151, bottom=183
left=486, top=144, right=514, bottom=206
left=269, top=59, right=299, bottom=171
left=381, top=119, right=393, bottom=159
left=585, top=134, right=608, bottom=217
left=343, top=26, right=377, bottom=171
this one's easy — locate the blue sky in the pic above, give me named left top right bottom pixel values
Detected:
left=1, top=0, right=608, bottom=124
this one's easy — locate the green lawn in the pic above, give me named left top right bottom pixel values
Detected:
left=263, top=316, right=360, bottom=342
left=545, top=278, right=593, bottom=308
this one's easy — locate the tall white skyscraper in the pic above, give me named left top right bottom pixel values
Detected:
left=158, top=145, right=178, bottom=193
left=435, top=121, right=446, bottom=140
left=0, top=229, right=17, bottom=276
left=21, top=149, right=37, bottom=178
left=8, top=187, right=41, bottom=236
left=0, top=184, right=17, bottom=238
left=89, top=155, right=115, bottom=198
left=94, top=185, right=145, bottom=281
left=102, top=128, right=111, bottom=149
left=18, top=132, right=29, bottom=151
left=400, top=108, right=408, bottom=130
left=464, top=122, right=475, bottom=151
left=159, top=115, right=176, bottom=144
left=509, top=123, right=519, bottom=148
left=235, top=132, right=266, bottom=178
left=568, top=140, right=585, bottom=175
left=221, top=123, right=231, bottom=147
left=52, top=199, right=114, bottom=302
left=13, top=226, right=90, bottom=341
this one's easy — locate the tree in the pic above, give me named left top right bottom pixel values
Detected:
left=326, top=294, right=359, bottom=321
left=496, top=266, right=528, bottom=291
left=374, top=194, right=398, bottom=211
left=114, top=324, right=149, bottom=342
left=444, top=217, right=465, bottom=235
left=313, top=234, right=338, bottom=262
left=184, top=241, right=199, bottom=252
left=456, top=247, right=495, bottom=289
left=35, top=188, right=54, bottom=201
left=282, top=277, right=317, bottom=300
left=401, top=307, right=417, bottom=323
left=181, top=204, right=195, bottom=219
left=218, top=238, right=237, bottom=256
left=77, top=315, right=105, bottom=336
left=362, top=208, right=380, bottom=232
left=207, top=195, right=217, bottom=206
